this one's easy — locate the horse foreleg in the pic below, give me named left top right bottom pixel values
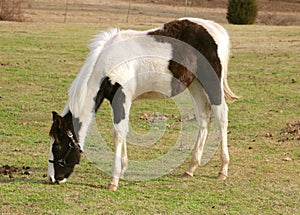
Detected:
left=108, top=88, right=131, bottom=191
left=108, top=128, right=124, bottom=191
left=120, top=140, right=128, bottom=179
left=212, top=102, right=229, bottom=180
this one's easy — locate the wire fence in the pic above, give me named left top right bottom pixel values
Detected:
left=8, top=0, right=299, bottom=25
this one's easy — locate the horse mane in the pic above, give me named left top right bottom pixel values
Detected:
left=64, top=28, right=120, bottom=116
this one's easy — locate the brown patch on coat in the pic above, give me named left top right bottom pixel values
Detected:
left=168, top=60, right=195, bottom=95
left=148, top=19, right=222, bottom=98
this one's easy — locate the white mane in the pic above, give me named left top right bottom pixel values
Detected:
left=63, top=28, right=120, bottom=116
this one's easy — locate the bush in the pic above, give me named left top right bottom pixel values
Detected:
left=226, top=0, right=258, bottom=24
left=0, top=0, right=27, bottom=22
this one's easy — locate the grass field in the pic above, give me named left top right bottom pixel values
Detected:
left=0, top=19, right=300, bottom=214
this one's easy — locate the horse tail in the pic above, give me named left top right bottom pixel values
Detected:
left=221, top=31, right=240, bottom=102
left=223, top=72, right=240, bottom=101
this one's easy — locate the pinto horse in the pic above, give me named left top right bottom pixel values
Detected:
left=48, top=17, right=238, bottom=190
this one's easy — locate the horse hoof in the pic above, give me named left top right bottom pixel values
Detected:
left=182, top=172, right=193, bottom=178
left=119, top=174, right=125, bottom=180
left=217, top=173, right=227, bottom=180
left=108, top=184, right=118, bottom=191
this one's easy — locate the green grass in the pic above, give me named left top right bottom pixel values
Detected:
left=0, top=22, right=299, bottom=214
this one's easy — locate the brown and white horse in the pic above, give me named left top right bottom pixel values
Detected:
left=48, top=17, right=238, bottom=190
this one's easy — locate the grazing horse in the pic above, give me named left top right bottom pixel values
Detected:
left=48, top=17, right=238, bottom=190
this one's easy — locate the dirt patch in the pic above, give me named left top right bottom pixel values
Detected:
left=139, top=113, right=177, bottom=121
left=279, top=122, right=300, bottom=142
left=0, top=165, right=31, bottom=178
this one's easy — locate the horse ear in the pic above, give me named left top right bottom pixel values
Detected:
left=63, top=111, right=72, bottom=122
left=52, top=111, right=64, bottom=129
left=52, top=111, right=60, bottom=121
left=50, top=111, right=63, bottom=143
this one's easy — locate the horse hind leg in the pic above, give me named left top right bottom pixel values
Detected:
left=184, top=80, right=211, bottom=177
left=184, top=80, right=229, bottom=180
left=184, top=120, right=210, bottom=177
left=211, top=101, right=229, bottom=180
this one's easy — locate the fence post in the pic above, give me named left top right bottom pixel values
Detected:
left=64, top=0, right=69, bottom=23
left=184, top=0, right=188, bottom=16
left=126, top=2, right=131, bottom=23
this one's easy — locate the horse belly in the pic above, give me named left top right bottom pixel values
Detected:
left=110, top=54, right=174, bottom=100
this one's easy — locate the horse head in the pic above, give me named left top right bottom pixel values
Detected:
left=48, top=111, right=82, bottom=184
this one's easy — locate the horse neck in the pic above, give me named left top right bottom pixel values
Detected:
left=62, top=106, right=94, bottom=151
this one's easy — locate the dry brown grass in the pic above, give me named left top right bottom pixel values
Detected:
left=19, top=0, right=299, bottom=25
